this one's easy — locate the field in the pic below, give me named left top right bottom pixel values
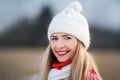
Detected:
left=0, top=48, right=120, bottom=80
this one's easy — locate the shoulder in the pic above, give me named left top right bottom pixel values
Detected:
left=87, top=70, right=100, bottom=80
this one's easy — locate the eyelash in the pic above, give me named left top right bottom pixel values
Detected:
left=51, top=36, right=72, bottom=41
left=65, top=37, right=72, bottom=40
left=51, top=37, right=58, bottom=40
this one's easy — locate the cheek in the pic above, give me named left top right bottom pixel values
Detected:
left=68, top=41, right=77, bottom=48
left=50, top=42, right=55, bottom=52
left=69, top=41, right=77, bottom=53
left=71, top=42, right=77, bottom=57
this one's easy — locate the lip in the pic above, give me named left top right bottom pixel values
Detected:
left=56, top=50, right=69, bottom=56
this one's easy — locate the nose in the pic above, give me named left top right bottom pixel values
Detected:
left=55, top=41, right=65, bottom=49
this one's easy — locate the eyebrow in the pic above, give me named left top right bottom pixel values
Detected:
left=62, top=34, right=71, bottom=37
left=50, top=36, right=57, bottom=38
left=51, top=34, right=72, bottom=38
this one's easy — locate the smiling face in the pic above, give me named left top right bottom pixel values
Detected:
left=50, top=32, right=78, bottom=62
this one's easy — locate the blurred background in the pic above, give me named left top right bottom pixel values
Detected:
left=0, top=0, right=120, bottom=80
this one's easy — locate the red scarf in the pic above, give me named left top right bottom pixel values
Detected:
left=52, top=59, right=72, bottom=70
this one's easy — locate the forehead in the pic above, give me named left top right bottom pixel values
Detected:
left=51, top=32, right=74, bottom=37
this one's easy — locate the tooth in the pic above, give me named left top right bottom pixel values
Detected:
left=58, top=52, right=66, bottom=54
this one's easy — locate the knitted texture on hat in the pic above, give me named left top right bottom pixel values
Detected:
left=48, top=1, right=90, bottom=49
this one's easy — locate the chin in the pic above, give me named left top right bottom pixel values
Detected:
left=57, top=58, right=68, bottom=62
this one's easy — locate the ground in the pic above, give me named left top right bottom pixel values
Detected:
left=0, top=48, right=120, bottom=80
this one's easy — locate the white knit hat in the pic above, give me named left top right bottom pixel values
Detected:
left=48, top=1, right=90, bottom=49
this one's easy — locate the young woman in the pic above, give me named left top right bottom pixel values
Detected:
left=40, top=1, right=102, bottom=80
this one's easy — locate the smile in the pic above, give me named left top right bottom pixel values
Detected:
left=56, top=50, right=69, bottom=56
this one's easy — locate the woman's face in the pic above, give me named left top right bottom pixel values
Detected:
left=50, top=32, right=77, bottom=62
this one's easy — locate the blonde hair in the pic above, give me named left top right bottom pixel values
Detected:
left=39, top=45, right=51, bottom=80
left=39, top=41, right=102, bottom=80
left=71, top=40, right=102, bottom=80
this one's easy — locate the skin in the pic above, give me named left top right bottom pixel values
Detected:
left=50, top=32, right=77, bottom=62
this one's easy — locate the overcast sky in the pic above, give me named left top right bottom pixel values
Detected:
left=0, top=0, right=120, bottom=32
